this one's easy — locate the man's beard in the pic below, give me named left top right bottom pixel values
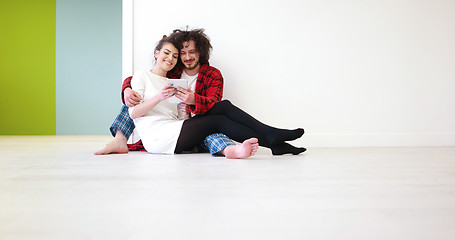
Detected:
left=184, top=61, right=199, bottom=70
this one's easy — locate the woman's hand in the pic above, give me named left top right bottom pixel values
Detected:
left=158, top=84, right=177, bottom=101
left=174, top=87, right=196, bottom=104
left=179, top=102, right=191, bottom=119
left=124, top=88, right=142, bottom=107
left=130, top=84, right=175, bottom=119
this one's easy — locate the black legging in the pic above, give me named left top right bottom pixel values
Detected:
left=175, top=100, right=305, bottom=155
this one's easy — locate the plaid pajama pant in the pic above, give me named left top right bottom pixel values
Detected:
left=110, top=105, right=235, bottom=156
left=110, top=105, right=135, bottom=140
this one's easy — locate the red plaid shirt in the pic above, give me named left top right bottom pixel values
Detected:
left=121, top=64, right=224, bottom=151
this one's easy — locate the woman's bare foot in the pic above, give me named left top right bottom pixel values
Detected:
left=222, top=138, right=259, bottom=159
left=94, top=131, right=129, bottom=155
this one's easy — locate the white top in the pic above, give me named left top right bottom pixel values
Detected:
left=129, top=70, right=185, bottom=154
left=181, top=70, right=198, bottom=91
left=181, top=71, right=199, bottom=118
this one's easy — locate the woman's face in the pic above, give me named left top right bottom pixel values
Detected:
left=155, top=43, right=179, bottom=71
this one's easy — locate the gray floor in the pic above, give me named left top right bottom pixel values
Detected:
left=1, top=136, right=455, bottom=240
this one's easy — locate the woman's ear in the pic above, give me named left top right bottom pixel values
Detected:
left=154, top=50, right=159, bottom=60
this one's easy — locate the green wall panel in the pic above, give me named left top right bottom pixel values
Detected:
left=0, top=1, right=56, bottom=135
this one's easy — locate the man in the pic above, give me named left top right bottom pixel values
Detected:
left=95, top=28, right=258, bottom=158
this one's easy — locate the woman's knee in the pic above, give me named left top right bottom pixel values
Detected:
left=213, top=99, right=233, bottom=110
left=220, top=99, right=232, bottom=106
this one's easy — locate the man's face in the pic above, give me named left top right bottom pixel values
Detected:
left=180, top=40, right=200, bottom=70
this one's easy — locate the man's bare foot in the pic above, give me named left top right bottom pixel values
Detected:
left=222, top=138, right=259, bottom=159
left=94, top=138, right=128, bottom=155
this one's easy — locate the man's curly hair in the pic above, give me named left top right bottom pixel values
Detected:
left=171, top=27, right=213, bottom=65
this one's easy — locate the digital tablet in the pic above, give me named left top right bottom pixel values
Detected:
left=167, top=79, right=188, bottom=103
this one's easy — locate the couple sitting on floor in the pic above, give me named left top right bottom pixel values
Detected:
left=95, top=28, right=305, bottom=159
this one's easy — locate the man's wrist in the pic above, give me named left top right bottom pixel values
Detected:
left=189, top=93, right=197, bottom=105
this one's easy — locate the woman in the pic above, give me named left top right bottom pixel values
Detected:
left=130, top=36, right=305, bottom=155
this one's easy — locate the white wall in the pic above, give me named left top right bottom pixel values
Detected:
left=124, top=0, right=455, bottom=147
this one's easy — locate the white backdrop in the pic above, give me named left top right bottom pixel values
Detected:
left=123, top=0, right=455, bottom=147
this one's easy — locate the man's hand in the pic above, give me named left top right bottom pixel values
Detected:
left=124, top=88, right=142, bottom=107
left=174, top=87, right=196, bottom=105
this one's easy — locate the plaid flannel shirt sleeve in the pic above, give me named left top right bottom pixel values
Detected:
left=190, top=66, right=223, bottom=115
left=121, top=76, right=133, bottom=105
